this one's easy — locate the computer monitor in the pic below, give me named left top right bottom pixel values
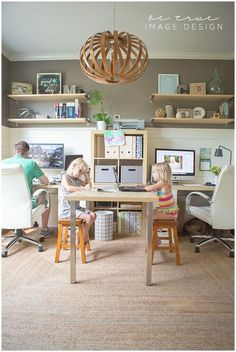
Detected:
left=29, top=143, right=64, bottom=169
left=64, top=154, right=83, bottom=170
left=155, top=148, right=195, bottom=181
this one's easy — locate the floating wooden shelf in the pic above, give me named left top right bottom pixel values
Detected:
left=8, top=93, right=88, bottom=103
left=8, top=118, right=88, bottom=124
left=151, top=118, right=234, bottom=125
left=150, top=93, right=233, bottom=103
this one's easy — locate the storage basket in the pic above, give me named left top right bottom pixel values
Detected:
left=95, top=211, right=113, bottom=241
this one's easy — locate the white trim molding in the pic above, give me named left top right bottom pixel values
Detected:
left=3, top=50, right=234, bottom=62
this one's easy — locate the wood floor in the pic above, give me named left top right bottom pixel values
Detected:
left=2, top=231, right=234, bottom=350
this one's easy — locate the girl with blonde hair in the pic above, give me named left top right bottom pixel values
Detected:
left=144, top=162, right=179, bottom=220
left=59, top=158, right=96, bottom=243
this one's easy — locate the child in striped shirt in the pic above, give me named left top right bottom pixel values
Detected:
left=144, top=162, right=179, bottom=220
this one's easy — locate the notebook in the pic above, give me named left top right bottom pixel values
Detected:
left=113, top=168, right=146, bottom=192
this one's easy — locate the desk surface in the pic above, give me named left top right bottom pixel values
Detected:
left=38, top=183, right=214, bottom=192
left=173, top=184, right=214, bottom=191
left=65, top=190, right=158, bottom=202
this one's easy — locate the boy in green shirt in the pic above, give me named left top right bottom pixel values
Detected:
left=3, top=141, right=53, bottom=241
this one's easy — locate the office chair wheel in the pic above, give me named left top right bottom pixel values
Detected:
left=39, top=236, right=44, bottom=242
left=18, top=239, right=22, bottom=243
left=229, top=251, right=234, bottom=258
left=38, top=246, right=44, bottom=252
left=195, top=247, right=200, bottom=253
left=190, top=237, right=194, bottom=243
left=2, top=251, right=8, bottom=257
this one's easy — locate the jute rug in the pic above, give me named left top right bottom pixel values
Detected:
left=2, top=232, right=234, bottom=350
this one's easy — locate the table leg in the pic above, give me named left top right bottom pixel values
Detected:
left=141, top=203, right=146, bottom=237
left=146, top=202, right=153, bottom=286
left=70, top=201, right=76, bottom=284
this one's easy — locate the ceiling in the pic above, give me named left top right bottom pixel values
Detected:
left=2, top=1, right=234, bottom=61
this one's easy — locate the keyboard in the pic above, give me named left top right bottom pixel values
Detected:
left=119, top=186, right=146, bottom=192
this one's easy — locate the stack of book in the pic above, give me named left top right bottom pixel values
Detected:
left=53, top=99, right=82, bottom=118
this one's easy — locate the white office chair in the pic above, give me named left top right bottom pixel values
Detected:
left=1, top=164, right=47, bottom=257
left=186, top=165, right=234, bottom=257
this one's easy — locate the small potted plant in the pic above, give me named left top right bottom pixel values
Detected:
left=210, top=165, right=221, bottom=184
left=88, top=90, right=112, bottom=130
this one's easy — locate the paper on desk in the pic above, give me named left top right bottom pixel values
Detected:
left=182, top=184, right=203, bottom=187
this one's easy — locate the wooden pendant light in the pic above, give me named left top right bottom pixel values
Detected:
left=80, top=30, right=148, bottom=84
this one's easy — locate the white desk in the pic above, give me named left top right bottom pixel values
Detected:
left=64, top=191, right=158, bottom=286
left=34, top=184, right=214, bottom=229
left=36, top=183, right=215, bottom=192
left=173, top=184, right=214, bottom=192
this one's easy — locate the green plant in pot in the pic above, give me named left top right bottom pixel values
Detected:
left=88, top=90, right=112, bottom=130
left=210, top=165, right=221, bottom=176
left=210, top=165, right=221, bottom=185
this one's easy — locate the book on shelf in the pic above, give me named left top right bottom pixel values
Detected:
left=53, top=100, right=82, bottom=119
left=61, top=103, right=67, bottom=118
left=54, top=103, right=60, bottom=118
left=66, top=102, right=75, bottom=118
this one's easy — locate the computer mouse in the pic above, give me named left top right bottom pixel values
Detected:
left=205, top=182, right=213, bottom=186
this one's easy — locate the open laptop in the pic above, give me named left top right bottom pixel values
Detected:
left=113, top=168, right=146, bottom=192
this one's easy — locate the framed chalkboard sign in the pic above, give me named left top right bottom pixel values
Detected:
left=37, top=73, right=62, bottom=94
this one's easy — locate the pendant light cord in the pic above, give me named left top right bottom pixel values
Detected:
left=113, top=2, right=116, bottom=31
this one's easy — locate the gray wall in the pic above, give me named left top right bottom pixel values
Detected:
left=3, top=57, right=234, bottom=127
left=2, top=55, right=10, bottom=125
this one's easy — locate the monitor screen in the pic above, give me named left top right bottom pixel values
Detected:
left=29, top=143, right=64, bottom=169
left=155, top=148, right=195, bottom=176
left=65, top=154, right=83, bottom=170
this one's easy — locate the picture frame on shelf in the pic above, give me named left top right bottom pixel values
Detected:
left=11, top=82, right=33, bottom=95
left=37, top=73, right=62, bottom=94
left=190, top=82, right=206, bottom=95
left=158, top=74, right=179, bottom=94
left=192, top=107, right=205, bottom=119
left=176, top=108, right=193, bottom=118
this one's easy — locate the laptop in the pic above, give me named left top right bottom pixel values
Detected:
left=113, top=168, right=146, bottom=192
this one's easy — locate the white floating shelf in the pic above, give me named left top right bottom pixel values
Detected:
left=8, top=93, right=87, bottom=103
left=8, top=118, right=88, bottom=124
left=151, top=118, right=234, bottom=125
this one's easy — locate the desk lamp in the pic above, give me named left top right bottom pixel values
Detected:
left=214, top=145, right=232, bottom=165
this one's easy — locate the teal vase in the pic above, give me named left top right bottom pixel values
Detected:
left=207, top=68, right=225, bottom=94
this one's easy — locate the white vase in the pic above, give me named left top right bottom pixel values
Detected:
left=97, top=121, right=106, bottom=130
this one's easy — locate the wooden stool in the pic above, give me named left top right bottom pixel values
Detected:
left=152, top=219, right=180, bottom=266
left=55, top=219, right=91, bottom=264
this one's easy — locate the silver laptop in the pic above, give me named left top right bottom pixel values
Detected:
left=113, top=168, right=146, bottom=192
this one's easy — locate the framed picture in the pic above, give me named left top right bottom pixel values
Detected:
left=158, top=74, right=179, bottom=94
left=192, top=107, right=205, bottom=119
left=11, top=82, right=33, bottom=95
left=37, top=73, right=61, bottom=94
left=199, top=148, right=211, bottom=171
left=190, top=82, right=206, bottom=95
left=200, top=159, right=211, bottom=171
left=176, top=108, right=193, bottom=118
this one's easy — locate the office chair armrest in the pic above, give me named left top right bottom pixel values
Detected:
left=185, top=192, right=212, bottom=214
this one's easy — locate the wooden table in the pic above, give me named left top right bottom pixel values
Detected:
left=65, top=191, right=158, bottom=285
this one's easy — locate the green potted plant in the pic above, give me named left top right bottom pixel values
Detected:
left=88, top=90, right=112, bottom=130
left=210, top=165, right=221, bottom=184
